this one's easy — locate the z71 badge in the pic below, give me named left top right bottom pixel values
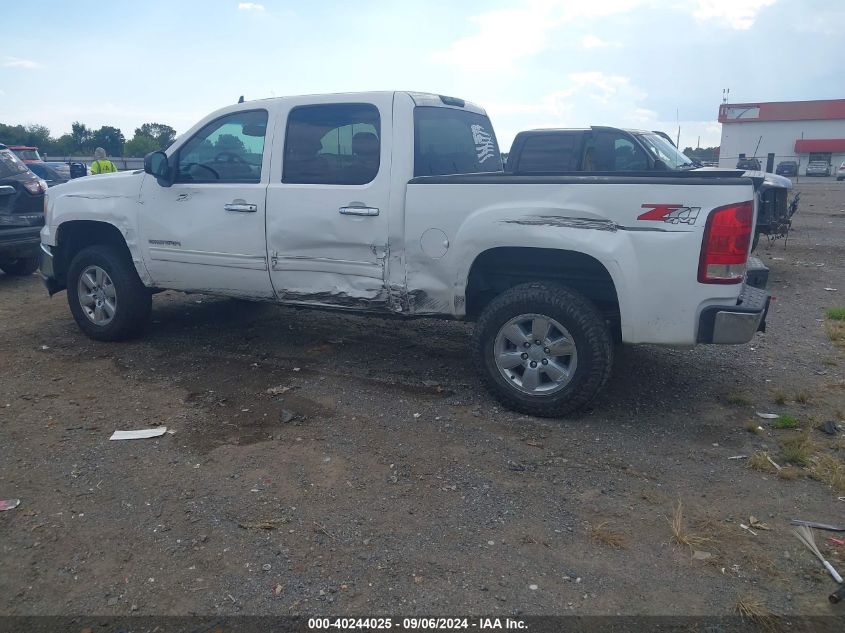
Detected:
left=637, top=204, right=700, bottom=225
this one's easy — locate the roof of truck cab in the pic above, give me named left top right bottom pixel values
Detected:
left=237, top=91, right=486, bottom=113
left=519, top=127, right=653, bottom=134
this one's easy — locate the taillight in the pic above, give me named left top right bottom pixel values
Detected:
left=698, top=201, right=753, bottom=284
left=22, top=179, right=45, bottom=195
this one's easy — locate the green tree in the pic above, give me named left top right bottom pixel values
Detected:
left=214, top=134, right=245, bottom=153
left=91, top=125, right=125, bottom=157
left=71, top=121, right=93, bottom=153
left=124, top=134, right=160, bottom=157
left=135, top=123, right=177, bottom=150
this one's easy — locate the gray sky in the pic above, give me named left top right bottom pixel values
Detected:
left=1, top=0, right=843, bottom=150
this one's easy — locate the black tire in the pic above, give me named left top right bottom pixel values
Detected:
left=472, top=282, right=613, bottom=418
left=66, top=245, right=152, bottom=341
left=0, top=256, right=38, bottom=276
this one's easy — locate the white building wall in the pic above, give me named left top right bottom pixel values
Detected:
left=718, top=119, right=845, bottom=173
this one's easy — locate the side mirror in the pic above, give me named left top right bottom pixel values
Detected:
left=144, top=151, right=171, bottom=182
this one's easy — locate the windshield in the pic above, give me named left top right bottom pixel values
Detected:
left=635, top=133, right=694, bottom=170
left=0, top=149, right=29, bottom=178
left=13, top=149, right=41, bottom=161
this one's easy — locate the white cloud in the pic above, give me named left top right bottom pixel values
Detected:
left=693, top=0, right=778, bottom=30
left=432, top=0, right=647, bottom=71
left=3, top=56, right=43, bottom=69
left=237, top=2, right=265, bottom=11
left=581, top=35, right=620, bottom=49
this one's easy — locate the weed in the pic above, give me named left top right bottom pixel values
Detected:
left=779, top=430, right=813, bottom=466
left=827, top=307, right=845, bottom=321
left=778, top=466, right=801, bottom=480
left=734, top=597, right=777, bottom=632
left=772, top=390, right=787, bottom=405
left=669, top=500, right=709, bottom=548
left=773, top=414, right=799, bottom=429
left=727, top=393, right=752, bottom=406
left=744, top=420, right=763, bottom=435
left=810, top=454, right=845, bottom=492
left=748, top=451, right=777, bottom=473
left=826, top=320, right=845, bottom=350
left=590, top=522, right=628, bottom=549
left=794, top=391, right=811, bottom=404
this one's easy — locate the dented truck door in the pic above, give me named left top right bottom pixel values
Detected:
left=265, top=95, right=393, bottom=309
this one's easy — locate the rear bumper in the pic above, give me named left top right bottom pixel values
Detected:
left=38, top=243, right=64, bottom=295
left=697, top=283, right=770, bottom=345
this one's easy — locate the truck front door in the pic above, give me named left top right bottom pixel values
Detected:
left=138, top=108, right=275, bottom=298
left=265, top=97, right=393, bottom=309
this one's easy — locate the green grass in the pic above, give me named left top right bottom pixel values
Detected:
left=780, top=431, right=813, bottom=466
left=773, top=414, right=799, bottom=429
left=727, top=394, right=752, bottom=406
left=772, top=390, right=786, bottom=405
left=827, top=307, right=845, bottom=321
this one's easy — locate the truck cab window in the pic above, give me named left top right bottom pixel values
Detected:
left=414, top=107, right=502, bottom=177
left=283, top=104, right=381, bottom=185
left=515, top=134, right=581, bottom=172
left=175, top=110, right=268, bottom=184
left=584, top=131, right=648, bottom=172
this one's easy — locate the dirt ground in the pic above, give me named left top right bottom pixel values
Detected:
left=1, top=179, right=844, bottom=619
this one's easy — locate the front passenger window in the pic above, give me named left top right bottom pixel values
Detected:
left=176, top=110, right=268, bottom=183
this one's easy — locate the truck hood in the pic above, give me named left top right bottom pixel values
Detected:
left=48, top=169, right=145, bottom=201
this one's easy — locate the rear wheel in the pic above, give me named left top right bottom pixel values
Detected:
left=67, top=245, right=152, bottom=341
left=0, top=256, right=38, bottom=276
left=472, top=282, right=613, bottom=417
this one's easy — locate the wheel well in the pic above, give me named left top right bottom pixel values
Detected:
left=465, top=247, right=621, bottom=333
left=53, top=221, right=131, bottom=287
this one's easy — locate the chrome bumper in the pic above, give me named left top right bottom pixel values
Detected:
left=697, top=284, right=770, bottom=345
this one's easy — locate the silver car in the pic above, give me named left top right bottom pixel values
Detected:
left=837, top=161, right=845, bottom=181
left=806, top=160, right=831, bottom=177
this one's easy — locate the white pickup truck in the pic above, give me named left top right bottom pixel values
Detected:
left=40, top=91, right=769, bottom=417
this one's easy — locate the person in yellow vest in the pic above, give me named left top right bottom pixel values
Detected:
left=90, top=147, right=118, bottom=175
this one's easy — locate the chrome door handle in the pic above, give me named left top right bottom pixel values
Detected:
left=0, top=185, right=15, bottom=196
left=339, top=206, right=379, bottom=216
left=224, top=203, right=257, bottom=213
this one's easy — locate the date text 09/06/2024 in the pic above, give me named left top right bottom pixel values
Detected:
left=307, top=617, right=527, bottom=630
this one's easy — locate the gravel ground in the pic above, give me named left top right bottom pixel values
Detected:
left=1, top=179, right=844, bottom=618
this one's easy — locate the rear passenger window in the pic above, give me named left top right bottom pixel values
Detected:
left=414, top=107, right=502, bottom=177
left=283, top=104, right=380, bottom=185
left=515, top=134, right=580, bottom=172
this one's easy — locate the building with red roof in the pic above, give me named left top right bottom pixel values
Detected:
left=717, top=99, right=845, bottom=175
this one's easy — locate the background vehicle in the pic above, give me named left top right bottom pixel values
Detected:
left=806, top=160, right=831, bottom=176
left=0, top=144, right=46, bottom=275
left=837, top=162, right=845, bottom=181
left=8, top=145, right=43, bottom=163
left=44, top=161, right=72, bottom=180
left=41, top=92, right=768, bottom=417
left=776, top=160, right=798, bottom=176
left=507, top=126, right=796, bottom=251
left=27, top=162, right=68, bottom=187
left=736, top=157, right=762, bottom=170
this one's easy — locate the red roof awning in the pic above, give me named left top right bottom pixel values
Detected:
left=794, top=139, right=845, bottom=153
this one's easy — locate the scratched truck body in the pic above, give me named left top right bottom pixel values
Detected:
left=40, top=91, right=770, bottom=417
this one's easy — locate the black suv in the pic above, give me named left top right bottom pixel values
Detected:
left=0, top=144, right=46, bottom=276
left=736, top=157, right=762, bottom=170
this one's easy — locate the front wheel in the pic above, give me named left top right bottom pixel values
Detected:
left=67, top=245, right=152, bottom=341
left=472, top=282, right=613, bottom=418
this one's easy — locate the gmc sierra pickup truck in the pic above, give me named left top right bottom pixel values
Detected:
left=40, top=91, right=768, bottom=417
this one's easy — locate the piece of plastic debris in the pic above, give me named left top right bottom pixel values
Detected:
left=262, top=564, right=271, bottom=571
left=791, top=519, right=845, bottom=532
left=0, top=499, right=21, bottom=511
left=692, top=550, right=713, bottom=561
left=826, top=537, right=845, bottom=547
left=749, top=516, right=771, bottom=531
left=292, top=367, right=301, bottom=372
left=529, top=584, right=538, bottom=591
left=728, top=455, right=748, bottom=460
left=824, top=288, right=837, bottom=292
left=109, top=427, right=167, bottom=441
left=40, top=345, right=49, bottom=350
left=740, top=523, right=757, bottom=536
left=756, top=412, right=780, bottom=420
left=766, top=455, right=782, bottom=471
left=793, top=525, right=844, bottom=583
left=413, top=413, right=421, bottom=419
left=266, top=385, right=292, bottom=395
left=274, top=584, right=284, bottom=595
left=817, top=421, right=838, bottom=435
